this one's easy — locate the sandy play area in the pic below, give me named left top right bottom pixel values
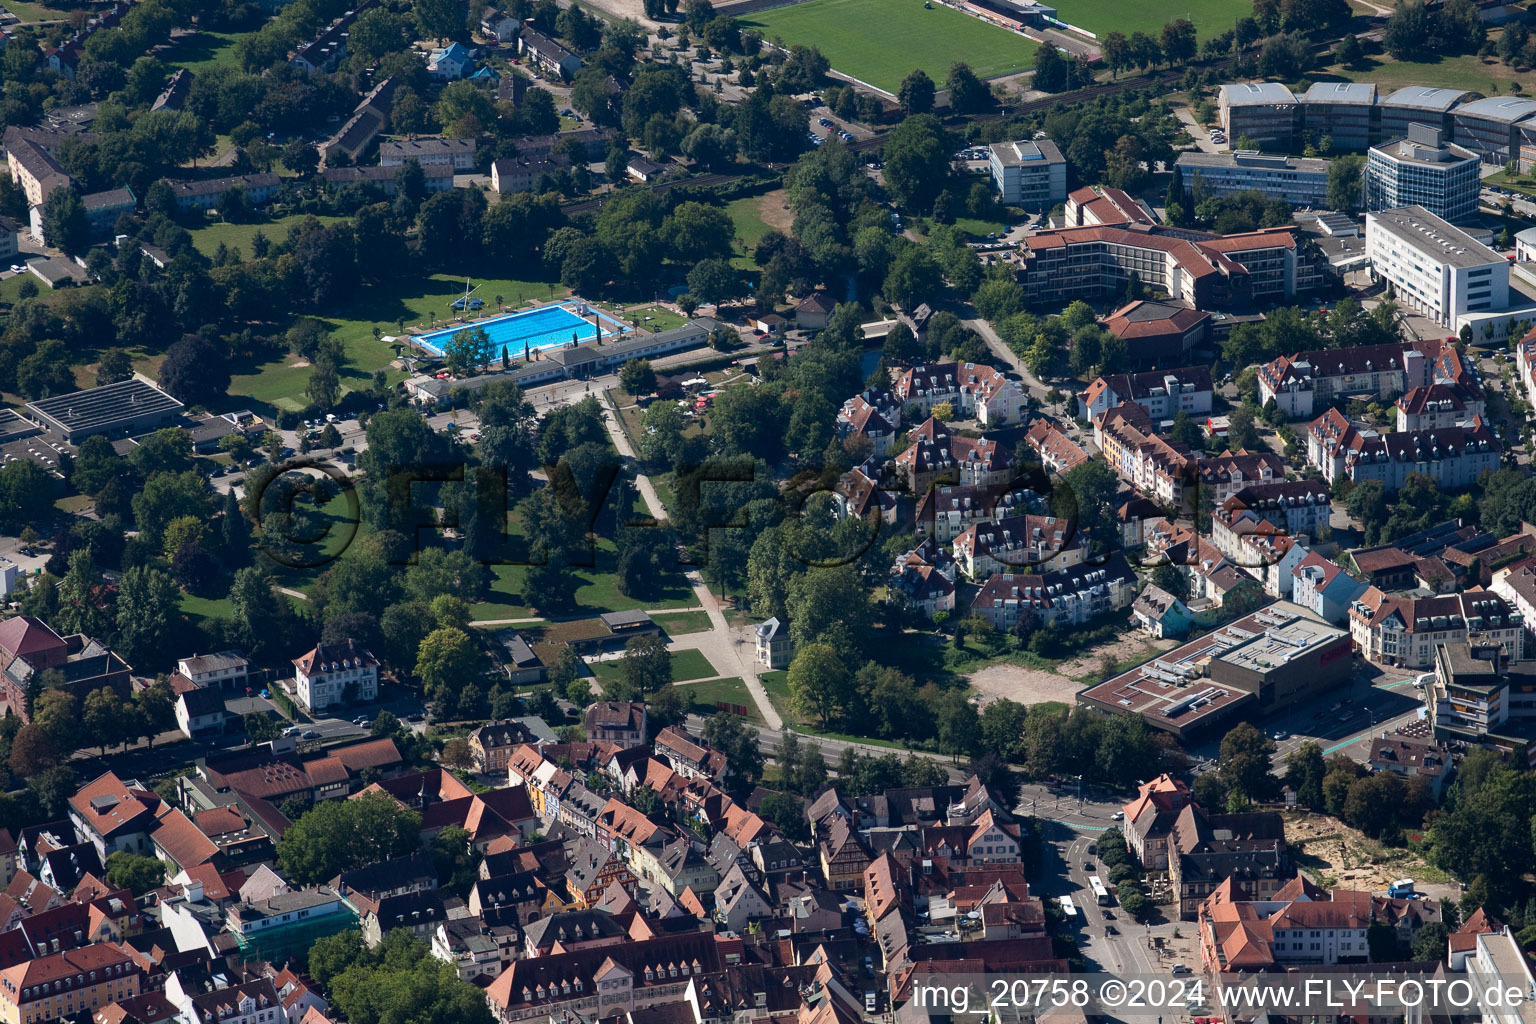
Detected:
left=967, top=635, right=1177, bottom=706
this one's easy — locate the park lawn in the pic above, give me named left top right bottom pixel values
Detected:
left=674, top=677, right=763, bottom=722
left=227, top=268, right=564, bottom=413
left=189, top=214, right=349, bottom=260
left=0, top=0, right=84, bottom=20
left=472, top=535, right=701, bottom=620
left=726, top=196, right=774, bottom=271
left=590, top=647, right=720, bottom=685
left=1048, top=0, right=1248, bottom=40
left=1324, top=50, right=1524, bottom=94
left=653, top=611, right=713, bottom=635
left=744, top=0, right=1033, bottom=93
left=161, top=29, right=245, bottom=72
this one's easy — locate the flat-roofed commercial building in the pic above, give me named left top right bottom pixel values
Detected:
left=1174, top=150, right=1329, bottom=206
left=1219, top=82, right=1298, bottom=148
left=1301, top=81, right=1377, bottom=150
left=1365, top=124, right=1481, bottom=223
left=1077, top=608, right=1352, bottom=740
left=26, top=379, right=184, bottom=443
left=1452, top=95, right=1536, bottom=164
left=1366, top=206, right=1508, bottom=327
left=987, top=138, right=1066, bottom=209
left=1377, top=86, right=1475, bottom=139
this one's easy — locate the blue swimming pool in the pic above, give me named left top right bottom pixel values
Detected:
left=413, top=303, right=631, bottom=358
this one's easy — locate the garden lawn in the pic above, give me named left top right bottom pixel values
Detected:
left=590, top=647, right=720, bottom=685
left=1048, top=0, right=1249, bottom=40
left=744, top=0, right=1033, bottom=93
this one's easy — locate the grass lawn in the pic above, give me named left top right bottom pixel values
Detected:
left=161, top=29, right=245, bottom=72
left=471, top=535, right=701, bottom=620
left=726, top=196, right=774, bottom=271
left=952, top=214, right=1013, bottom=238
left=189, top=214, right=348, bottom=260
left=0, top=0, right=84, bottom=21
left=673, top=677, right=763, bottom=722
left=653, top=611, right=713, bottom=635
left=590, top=647, right=720, bottom=685
left=744, top=0, right=1034, bottom=93
left=1323, top=51, right=1524, bottom=94
left=759, top=669, right=793, bottom=723
left=628, top=305, right=686, bottom=332
left=180, top=592, right=234, bottom=623
left=1050, top=0, right=1248, bottom=40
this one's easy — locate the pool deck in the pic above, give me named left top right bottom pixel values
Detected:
left=404, top=300, right=634, bottom=359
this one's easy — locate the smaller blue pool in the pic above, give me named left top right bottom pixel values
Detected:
left=413, top=303, right=631, bottom=358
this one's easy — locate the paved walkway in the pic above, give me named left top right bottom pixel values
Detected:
left=599, top=401, right=785, bottom=730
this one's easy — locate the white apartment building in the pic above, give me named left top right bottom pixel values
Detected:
left=988, top=138, right=1066, bottom=210
left=293, top=639, right=379, bottom=712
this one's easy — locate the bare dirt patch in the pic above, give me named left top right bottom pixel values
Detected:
left=577, top=0, right=661, bottom=28
left=1285, top=812, right=1455, bottom=902
left=967, top=635, right=1177, bottom=707
left=756, top=190, right=795, bottom=233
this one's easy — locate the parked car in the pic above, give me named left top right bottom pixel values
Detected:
left=301, top=729, right=320, bottom=739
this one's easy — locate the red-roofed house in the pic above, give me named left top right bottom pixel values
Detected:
left=68, top=774, right=161, bottom=860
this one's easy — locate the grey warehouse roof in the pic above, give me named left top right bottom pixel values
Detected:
left=27, top=379, right=183, bottom=435
left=1220, top=82, right=1297, bottom=106
left=1453, top=95, right=1536, bottom=123
left=1303, top=82, right=1376, bottom=104
left=1381, top=86, right=1476, bottom=112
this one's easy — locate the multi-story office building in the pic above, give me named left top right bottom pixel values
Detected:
left=1219, top=82, right=1298, bottom=148
left=987, top=138, right=1066, bottom=209
left=1365, top=124, right=1481, bottom=223
left=1366, top=205, right=1508, bottom=327
left=1451, top=95, right=1536, bottom=164
left=1175, top=150, right=1329, bottom=206
left=1376, top=86, right=1476, bottom=139
left=1301, top=81, right=1377, bottom=150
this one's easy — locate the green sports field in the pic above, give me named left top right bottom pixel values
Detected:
left=1049, top=0, right=1247, bottom=40
left=745, top=0, right=1034, bottom=93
